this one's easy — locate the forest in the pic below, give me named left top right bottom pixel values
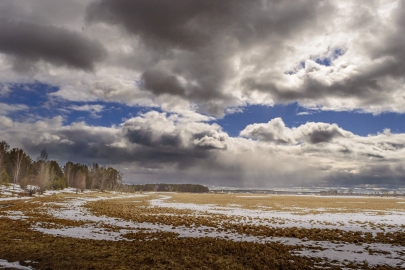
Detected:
left=120, top=183, right=209, bottom=193
left=0, top=141, right=122, bottom=193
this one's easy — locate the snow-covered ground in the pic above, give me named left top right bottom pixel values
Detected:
left=1, top=189, right=404, bottom=268
left=0, top=184, right=97, bottom=199
left=0, top=184, right=25, bottom=196
left=0, top=259, right=34, bottom=270
left=150, top=196, right=405, bottom=235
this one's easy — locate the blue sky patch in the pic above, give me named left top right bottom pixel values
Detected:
left=286, top=47, right=346, bottom=74
left=314, top=48, right=345, bottom=67
left=1, top=82, right=155, bottom=126
left=215, top=103, right=405, bottom=137
left=3, top=83, right=405, bottom=137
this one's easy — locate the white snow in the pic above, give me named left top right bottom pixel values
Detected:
left=0, top=259, right=34, bottom=270
left=0, top=197, right=33, bottom=201
left=4, top=211, right=28, bottom=220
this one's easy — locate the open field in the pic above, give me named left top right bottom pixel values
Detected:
left=1, top=189, right=405, bottom=269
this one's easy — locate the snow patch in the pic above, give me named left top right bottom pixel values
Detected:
left=0, top=259, right=34, bottom=270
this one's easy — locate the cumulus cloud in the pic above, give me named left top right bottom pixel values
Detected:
left=123, top=111, right=228, bottom=151
left=240, top=118, right=295, bottom=144
left=240, top=118, right=352, bottom=144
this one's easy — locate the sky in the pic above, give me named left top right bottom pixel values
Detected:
left=1, top=0, right=405, bottom=188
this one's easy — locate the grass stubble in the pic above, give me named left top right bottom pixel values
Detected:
left=0, top=193, right=404, bottom=269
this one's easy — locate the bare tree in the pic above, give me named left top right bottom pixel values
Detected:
left=74, top=171, right=86, bottom=194
left=12, top=149, right=24, bottom=188
left=35, top=149, right=51, bottom=192
left=88, top=163, right=99, bottom=190
left=64, top=162, right=73, bottom=187
left=99, top=167, right=109, bottom=192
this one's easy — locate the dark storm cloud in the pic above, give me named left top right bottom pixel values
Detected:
left=244, top=2, right=405, bottom=108
left=325, top=164, right=405, bottom=187
left=19, top=126, right=119, bottom=165
left=86, top=0, right=214, bottom=50
left=17, top=124, right=200, bottom=167
left=141, top=69, right=186, bottom=97
left=125, top=128, right=182, bottom=148
left=0, top=20, right=106, bottom=71
left=304, top=126, right=345, bottom=144
left=86, top=0, right=326, bottom=50
left=0, top=0, right=403, bottom=116
left=24, top=137, right=210, bottom=168
left=306, top=129, right=337, bottom=144
left=1, top=111, right=227, bottom=170
left=86, top=0, right=333, bottom=114
left=362, top=153, right=385, bottom=159
left=243, top=67, right=393, bottom=106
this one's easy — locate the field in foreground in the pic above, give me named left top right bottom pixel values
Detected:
left=1, top=189, right=405, bottom=269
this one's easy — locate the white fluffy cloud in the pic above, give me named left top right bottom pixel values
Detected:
left=240, top=118, right=353, bottom=144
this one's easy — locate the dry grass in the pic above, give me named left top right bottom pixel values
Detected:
left=167, top=193, right=405, bottom=213
left=0, top=215, right=336, bottom=270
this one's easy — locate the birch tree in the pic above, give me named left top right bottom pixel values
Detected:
left=9, top=148, right=30, bottom=187
left=74, top=171, right=86, bottom=193
left=63, top=162, right=74, bottom=187
left=35, top=148, right=51, bottom=192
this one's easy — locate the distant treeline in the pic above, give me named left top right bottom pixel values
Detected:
left=120, top=183, right=209, bottom=193
left=0, top=141, right=121, bottom=192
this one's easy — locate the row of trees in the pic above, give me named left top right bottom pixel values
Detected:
left=0, top=141, right=122, bottom=193
left=120, top=183, right=209, bottom=193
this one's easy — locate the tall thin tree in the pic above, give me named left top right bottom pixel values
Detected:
left=35, top=148, right=51, bottom=192
left=12, top=149, right=24, bottom=188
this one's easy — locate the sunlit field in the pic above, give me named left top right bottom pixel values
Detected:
left=1, top=190, right=405, bottom=269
